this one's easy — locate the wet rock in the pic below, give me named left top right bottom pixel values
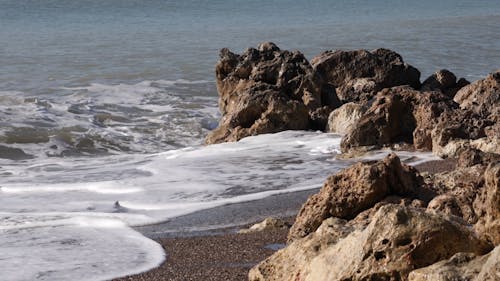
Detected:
left=206, top=43, right=339, bottom=144
left=250, top=204, right=492, bottom=281
left=421, top=69, right=468, bottom=98
left=326, top=102, right=366, bottom=134
left=311, top=48, right=420, bottom=103
left=288, top=154, right=429, bottom=241
left=238, top=218, right=290, bottom=234
left=408, top=245, right=500, bottom=281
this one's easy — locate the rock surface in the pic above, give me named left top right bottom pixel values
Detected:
left=421, top=69, right=469, bottom=98
left=206, top=42, right=339, bottom=144
left=250, top=204, right=492, bottom=281
left=288, top=154, right=429, bottom=241
left=408, top=246, right=500, bottom=281
left=311, top=48, right=420, bottom=103
left=326, top=102, right=365, bottom=134
left=454, top=71, right=499, bottom=119
left=474, top=162, right=500, bottom=245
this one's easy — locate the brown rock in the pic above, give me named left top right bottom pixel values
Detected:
left=206, top=43, right=339, bottom=144
left=454, top=71, right=500, bottom=119
left=421, top=69, right=469, bottom=98
left=288, top=154, right=428, bottom=241
left=250, top=204, right=492, bottom=281
left=311, top=48, right=421, bottom=103
left=326, top=102, right=366, bottom=134
left=474, top=162, right=500, bottom=245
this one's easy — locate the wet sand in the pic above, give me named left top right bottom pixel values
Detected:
left=114, top=158, right=456, bottom=281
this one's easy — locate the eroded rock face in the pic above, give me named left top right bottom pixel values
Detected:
left=288, top=154, right=428, bottom=242
left=311, top=49, right=420, bottom=103
left=454, top=71, right=500, bottom=119
left=326, top=102, right=366, bottom=134
left=206, top=42, right=339, bottom=144
left=421, top=69, right=469, bottom=98
left=250, top=205, right=492, bottom=281
left=474, top=162, right=500, bottom=245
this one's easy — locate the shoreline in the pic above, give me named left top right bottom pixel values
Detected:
left=114, top=158, right=456, bottom=281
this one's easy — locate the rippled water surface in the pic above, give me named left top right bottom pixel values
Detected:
left=0, top=0, right=499, bottom=280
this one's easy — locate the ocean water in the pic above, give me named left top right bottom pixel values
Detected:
left=0, top=0, right=499, bottom=280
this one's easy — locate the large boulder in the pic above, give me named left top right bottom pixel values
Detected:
left=326, top=102, right=366, bottom=134
left=340, top=86, right=457, bottom=152
left=288, top=154, right=429, bottom=241
left=311, top=48, right=421, bottom=103
left=408, top=246, right=500, bottom=281
left=454, top=71, right=500, bottom=119
left=250, top=204, right=492, bottom=281
left=206, top=43, right=339, bottom=144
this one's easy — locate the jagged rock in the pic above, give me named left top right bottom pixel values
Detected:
left=238, top=217, right=290, bottom=234
left=326, top=102, right=366, bottom=134
left=454, top=71, right=500, bottom=119
left=340, top=86, right=457, bottom=152
left=249, top=204, right=492, bottom=281
left=288, top=154, right=429, bottom=242
left=206, top=43, right=339, bottom=144
left=424, top=165, right=485, bottom=225
left=408, top=246, right=500, bottom=281
left=474, top=162, right=500, bottom=245
left=311, top=48, right=420, bottom=103
left=421, top=69, right=469, bottom=98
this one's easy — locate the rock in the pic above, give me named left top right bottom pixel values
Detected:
left=424, top=165, right=485, bottom=225
left=206, top=43, right=339, bottom=144
left=421, top=69, right=468, bottom=98
left=408, top=246, right=500, bottom=281
left=250, top=204, right=492, bottom=281
left=326, top=102, right=366, bottom=134
left=454, top=71, right=500, bottom=119
left=474, top=162, right=500, bottom=245
left=288, top=153, right=429, bottom=241
left=238, top=218, right=290, bottom=234
left=311, top=48, right=421, bottom=103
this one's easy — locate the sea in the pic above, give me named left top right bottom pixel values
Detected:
left=0, top=0, right=499, bottom=280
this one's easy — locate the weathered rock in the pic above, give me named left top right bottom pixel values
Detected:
left=408, top=245, right=500, bottom=281
left=250, top=204, right=492, bottom=281
left=424, top=165, right=485, bottom=225
left=206, top=43, right=339, bottom=144
left=326, top=102, right=366, bottom=134
left=340, top=86, right=457, bottom=152
left=474, top=162, right=500, bottom=245
left=238, top=217, right=290, bottom=234
left=454, top=71, right=500, bottom=119
left=288, top=154, right=429, bottom=241
left=421, top=69, right=469, bottom=98
left=311, top=48, right=421, bottom=103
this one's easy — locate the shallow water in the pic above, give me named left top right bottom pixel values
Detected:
left=0, top=0, right=499, bottom=280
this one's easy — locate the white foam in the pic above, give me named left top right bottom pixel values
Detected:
left=0, top=130, right=441, bottom=280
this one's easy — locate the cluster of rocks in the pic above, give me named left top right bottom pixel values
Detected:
left=206, top=43, right=499, bottom=280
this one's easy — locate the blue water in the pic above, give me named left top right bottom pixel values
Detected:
left=1, top=0, right=499, bottom=93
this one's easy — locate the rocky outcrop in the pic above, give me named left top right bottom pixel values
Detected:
left=421, top=69, right=469, bottom=98
left=454, top=71, right=499, bottom=119
left=250, top=205, right=492, bottom=281
left=311, top=49, right=421, bottom=103
left=205, top=42, right=339, bottom=144
left=288, top=154, right=429, bottom=241
left=326, top=102, right=365, bottom=134
left=408, top=246, right=500, bottom=281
